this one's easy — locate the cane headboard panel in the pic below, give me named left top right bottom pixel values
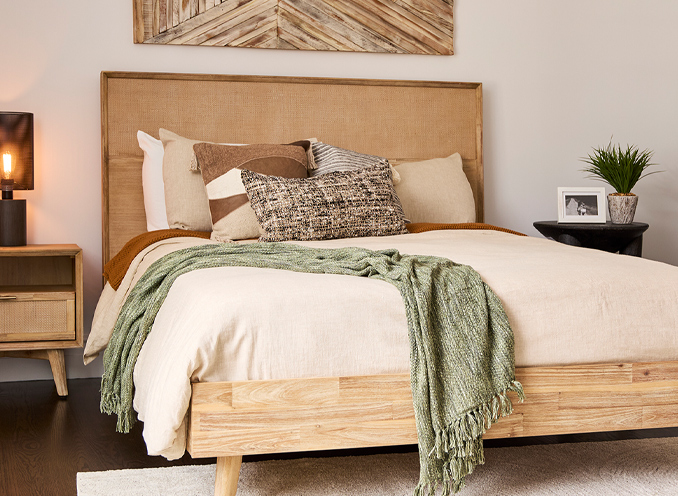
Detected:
left=101, top=72, right=483, bottom=264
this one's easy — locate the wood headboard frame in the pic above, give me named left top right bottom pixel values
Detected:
left=101, top=72, right=483, bottom=264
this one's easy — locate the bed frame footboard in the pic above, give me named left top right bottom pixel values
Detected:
left=189, top=361, right=678, bottom=495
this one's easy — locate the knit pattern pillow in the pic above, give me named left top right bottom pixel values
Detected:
left=242, top=163, right=408, bottom=242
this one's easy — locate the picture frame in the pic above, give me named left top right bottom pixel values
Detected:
left=557, top=187, right=606, bottom=223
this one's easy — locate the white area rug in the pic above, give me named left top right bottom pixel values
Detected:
left=77, top=437, right=678, bottom=495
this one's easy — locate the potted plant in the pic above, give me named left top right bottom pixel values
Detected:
left=580, top=141, right=660, bottom=224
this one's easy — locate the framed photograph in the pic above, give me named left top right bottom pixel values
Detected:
left=557, top=187, right=606, bottom=223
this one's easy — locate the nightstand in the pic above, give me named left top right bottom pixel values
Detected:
left=533, top=221, right=649, bottom=257
left=0, top=244, right=83, bottom=396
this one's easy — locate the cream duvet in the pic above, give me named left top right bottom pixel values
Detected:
left=85, top=230, right=678, bottom=459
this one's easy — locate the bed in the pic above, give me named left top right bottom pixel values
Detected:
left=96, top=72, right=678, bottom=496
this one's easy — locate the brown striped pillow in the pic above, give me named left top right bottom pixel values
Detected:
left=242, top=163, right=408, bottom=242
left=194, top=142, right=308, bottom=242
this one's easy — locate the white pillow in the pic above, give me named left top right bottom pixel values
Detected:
left=137, top=130, right=169, bottom=231
left=393, top=153, right=476, bottom=224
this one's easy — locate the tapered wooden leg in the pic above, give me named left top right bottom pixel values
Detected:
left=1, top=349, right=68, bottom=397
left=46, top=350, right=68, bottom=397
left=215, top=455, right=242, bottom=496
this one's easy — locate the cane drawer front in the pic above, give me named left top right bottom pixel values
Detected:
left=0, top=290, right=76, bottom=342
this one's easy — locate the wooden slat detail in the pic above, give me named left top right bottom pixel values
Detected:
left=279, top=0, right=386, bottom=52
left=188, top=361, right=678, bottom=458
left=134, top=0, right=454, bottom=54
left=155, top=0, right=251, bottom=45
left=278, top=6, right=351, bottom=52
left=167, top=0, right=174, bottom=29
left=247, top=26, right=279, bottom=48
left=233, top=377, right=341, bottom=408
left=320, top=0, right=429, bottom=54
left=642, top=404, right=678, bottom=429
left=198, top=402, right=397, bottom=431
left=158, top=0, right=167, bottom=33
left=301, top=419, right=418, bottom=448
left=338, top=0, right=451, bottom=54
left=173, top=0, right=180, bottom=27
left=522, top=407, right=645, bottom=436
left=150, top=0, right=275, bottom=45
left=483, top=412, right=523, bottom=439
left=557, top=385, right=678, bottom=409
left=392, top=400, right=417, bottom=420
left=192, top=426, right=304, bottom=454
left=133, top=0, right=146, bottom=43
left=179, top=0, right=191, bottom=23
left=285, top=0, right=399, bottom=53
left=191, top=381, right=233, bottom=406
left=205, top=6, right=277, bottom=47
left=633, top=361, right=678, bottom=382
left=396, top=0, right=453, bottom=35
left=339, top=374, right=413, bottom=401
left=517, top=362, right=633, bottom=393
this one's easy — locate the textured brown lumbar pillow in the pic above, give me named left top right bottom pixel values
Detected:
left=242, top=162, right=408, bottom=242
left=194, top=142, right=308, bottom=242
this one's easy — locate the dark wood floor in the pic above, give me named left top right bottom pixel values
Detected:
left=1, top=378, right=677, bottom=496
left=0, top=378, right=214, bottom=496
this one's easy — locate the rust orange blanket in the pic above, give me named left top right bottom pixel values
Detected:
left=406, top=222, right=525, bottom=236
left=104, top=230, right=210, bottom=290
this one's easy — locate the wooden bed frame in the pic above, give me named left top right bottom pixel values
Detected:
left=101, top=72, right=678, bottom=496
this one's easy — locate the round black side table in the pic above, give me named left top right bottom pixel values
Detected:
left=533, top=221, right=649, bottom=257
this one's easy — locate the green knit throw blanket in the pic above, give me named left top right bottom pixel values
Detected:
left=101, top=242, right=523, bottom=494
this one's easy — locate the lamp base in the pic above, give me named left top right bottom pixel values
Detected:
left=0, top=199, right=27, bottom=246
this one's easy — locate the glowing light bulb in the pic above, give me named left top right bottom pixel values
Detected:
left=2, top=152, right=11, bottom=180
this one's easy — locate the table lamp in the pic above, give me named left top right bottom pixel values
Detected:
left=0, top=112, right=33, bottom=246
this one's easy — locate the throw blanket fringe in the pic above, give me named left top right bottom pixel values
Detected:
left=417, top=380, right=524, bottom=495
left=100, top=242, right=523, bottom=494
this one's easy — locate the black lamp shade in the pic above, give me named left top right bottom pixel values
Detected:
left=0, top=112, right=34, bottom=190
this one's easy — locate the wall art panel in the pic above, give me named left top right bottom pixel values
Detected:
left=133, top=0, right=454, bottom=54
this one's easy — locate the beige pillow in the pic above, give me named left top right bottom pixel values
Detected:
left=393, top=153, right=476, bottom=223
left=159, top=129, right=215, bottom=231
left=194, top=142, right=308, bottom=242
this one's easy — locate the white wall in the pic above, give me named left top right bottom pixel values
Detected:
left=1, top=1, right=677, bottom=383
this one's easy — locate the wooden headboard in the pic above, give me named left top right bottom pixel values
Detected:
left=101, top=72, right=483, bottom=264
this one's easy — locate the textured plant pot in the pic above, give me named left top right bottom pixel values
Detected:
left=608, top=194, right=638, bottom=224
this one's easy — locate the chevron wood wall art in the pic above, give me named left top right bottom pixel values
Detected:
left=133, top=0, right=454, bottom=55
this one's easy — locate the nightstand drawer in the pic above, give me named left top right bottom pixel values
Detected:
left=0, top=291, right=76, bottom=342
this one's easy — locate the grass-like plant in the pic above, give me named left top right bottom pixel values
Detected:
left=581, top=141, right=659, bottom=195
